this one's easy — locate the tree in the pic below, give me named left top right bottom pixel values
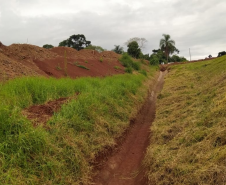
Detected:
left=125, top=37, right=147, bottom=50
left=43, top=44, right=54, bottom=49
left=112, top=45, right=124, bottom=54
left=218, top=51, right=226, bottom=57
left=152, top=49, right=160, bottom=53
left=150, top=49, right=166, bottom=65
left=160, top=34, right=176, bottom=63
left=85, top=45, right=105, bottom=52
left=59, top=34, right=91, bottom=51
left=127, top=41, right=141, bottom=59
left=170, top=55, right=187, bottom=62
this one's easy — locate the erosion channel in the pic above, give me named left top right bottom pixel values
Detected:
left=93, top=71, right=166, bottom=185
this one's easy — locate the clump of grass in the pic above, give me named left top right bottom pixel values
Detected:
left=77, top=65, right=89, bottom=70
left=114, top=66, right=121, bottom=70
left=56, top=65, right=62, bottom=70
left=119, top=53, right=141, bottom=72
left=100, top=57, right=103, bottom=62
left=73, top=63, right=89, bottom=70
left=144, top=55, right=226, bottom=185
left=55, top=62, right=62, bottom=70
left=0, top=68, right=158, bottom=184
left=85, top=61, right=88, bottom=63
left=139, top=69, right=147, bottom=76
left=125, top=67, right=133, bottom=73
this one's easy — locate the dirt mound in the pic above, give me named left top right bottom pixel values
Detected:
left=0, top=42, right=7, bottom=50
left=0, top=44, right=59, bottom=77
left=159, top=64, right=168, bottom=71
left=50, top=46, right=79, bottom=58
left=3, top=44, right=58, bottom=61
left=33, top=56, right=125, bottom=78
left=79, top=49, right=102, bottom=60
left=101, top=51, right=121, bottom=59
left=0, top=52, right=39, bottom=81
left=0, top=42, right=125, bottom=81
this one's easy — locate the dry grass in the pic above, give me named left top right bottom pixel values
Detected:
left=144, top=55, right=226, bottom=185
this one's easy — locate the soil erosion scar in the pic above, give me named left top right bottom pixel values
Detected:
left=93, top=71, right=166, bottom=185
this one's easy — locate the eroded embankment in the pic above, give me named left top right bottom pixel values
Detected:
left=93, top=71, right=166, bottom=185
left=145, top=56, right=226, bottom=185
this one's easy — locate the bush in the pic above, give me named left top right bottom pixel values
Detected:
left=119, top=53, right=141, bottom=71
left=125, top=67, right=133, bottom=73
left=139, top=69, right=147, bottom=76
left=149, top=55, right=159, bottom=65
left=131, top=62, right=141, bottom=70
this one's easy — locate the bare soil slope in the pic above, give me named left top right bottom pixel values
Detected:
left=0, top=42, right=124, bottom=80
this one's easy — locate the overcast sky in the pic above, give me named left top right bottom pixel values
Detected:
left=0, top=0, right=226, bottom=60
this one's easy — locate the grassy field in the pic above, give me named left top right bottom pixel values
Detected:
left=0, top=64, right=157, bottom=185
left=145, top=55, right=226, bottom=184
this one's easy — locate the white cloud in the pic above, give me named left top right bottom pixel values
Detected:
left=0, top=0, right=226, bottom=59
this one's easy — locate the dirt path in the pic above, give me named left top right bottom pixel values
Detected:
left=93, top=71, right=166, bottom=185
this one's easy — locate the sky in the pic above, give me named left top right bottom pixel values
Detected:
left=0, top=0, right=226, bottom=60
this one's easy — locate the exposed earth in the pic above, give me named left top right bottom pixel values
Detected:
left=0, top=42, right=125, bottom=81
left=0, top=41, right=167, bottom=184
left=92, top=71, right=166, bottom=185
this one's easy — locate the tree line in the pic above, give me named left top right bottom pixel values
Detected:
left=43, top=33, right=188, bottom=64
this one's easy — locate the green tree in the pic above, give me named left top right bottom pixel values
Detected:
left=127, top=41, right=141, bottom=58
left=85, top=45, right=105, bottom=52
left=125, top=37, right=147, bottom=50
left=112, top=45, right=124, bottom=54
left=218, top=51, right=226, bottom=57
left=150, top=49, right=166, bottom=65
left=170, top=55, right=187, bottom=62
left=160, top=34, right=176, bottom=63
left=43, top=44, right=54, bottom=49
left=59, top=34, right=91, bottom=51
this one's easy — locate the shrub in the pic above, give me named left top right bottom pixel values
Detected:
left=125, top=67, right=133, bottom=73
left=114, top=66, right=121, bottom=70
left=131, top=61, right=141, bottom=70
left=119, top=53, right=141, bottom=71
left=139, top=69, right=147, bottom=76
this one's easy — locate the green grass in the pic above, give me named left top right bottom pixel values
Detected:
left=0, top=68, right=157, bottom=184
left=119, top=53, right=141, bottom=72
left=144, top=56, right=226, bottom=185
left=114, top=66, right=121, bottom=70
left=73, top=63, right=89, bottom=70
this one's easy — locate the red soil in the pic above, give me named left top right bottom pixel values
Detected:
left=93, top=71, right=166, bottom=185
left=0, top=42, right=125, bottom=81
left=22, top=97, right=68, bottom=127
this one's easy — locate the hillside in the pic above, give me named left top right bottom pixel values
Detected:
left=145, top=55, right=226, bottom=184
left=0, top=40, right=156, bottom=184
left=0, top=42, right=125, bottom=81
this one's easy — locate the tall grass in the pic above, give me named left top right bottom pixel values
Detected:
left=144, top=56, right=226, bottom=185
left=119, top=53, right=141, bottom=72
left=0, top=69, right=156, bottom=184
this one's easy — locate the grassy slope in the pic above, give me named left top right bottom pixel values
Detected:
left=0, top=65, right=157, bottom=185
left=145, top=56, right=226, bottom=184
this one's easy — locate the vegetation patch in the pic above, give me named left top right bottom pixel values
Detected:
left=114, top=66, right=121, bottom=70
left=73, top=62, right=90, bottom=70
left=144, top=56, right=226, bottom=185
left=56, top=65, right=62, bottom=71
left=0, top=67, right=157, bottom=184
left=119, top=53, right=141, bottom=72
